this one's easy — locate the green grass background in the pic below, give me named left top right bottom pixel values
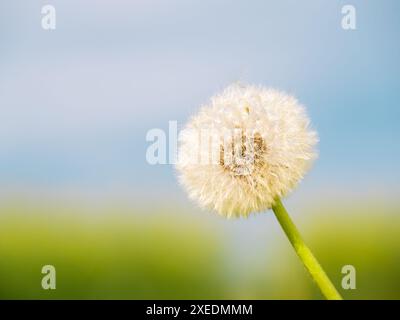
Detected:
left=0, top=201, right=399, bottom=299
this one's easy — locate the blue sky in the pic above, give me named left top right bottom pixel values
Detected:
left=1, top=0, right=399, bottom=203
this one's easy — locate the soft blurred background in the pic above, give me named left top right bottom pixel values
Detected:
left=0, top=0, right=399, bottom=299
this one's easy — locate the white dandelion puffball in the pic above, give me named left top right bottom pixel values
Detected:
left=176, top=84, right=318, bottom=218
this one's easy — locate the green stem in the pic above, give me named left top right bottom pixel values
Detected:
left=272, top=198, right=342, bottom=300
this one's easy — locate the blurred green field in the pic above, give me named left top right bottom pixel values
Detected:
left=0, top=201, right=399, bottom=299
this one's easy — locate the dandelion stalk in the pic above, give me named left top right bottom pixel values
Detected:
left=272, top=197, right=342, bottom=300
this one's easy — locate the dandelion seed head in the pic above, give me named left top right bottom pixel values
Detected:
left=176, top=84, right=318, bottom=218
